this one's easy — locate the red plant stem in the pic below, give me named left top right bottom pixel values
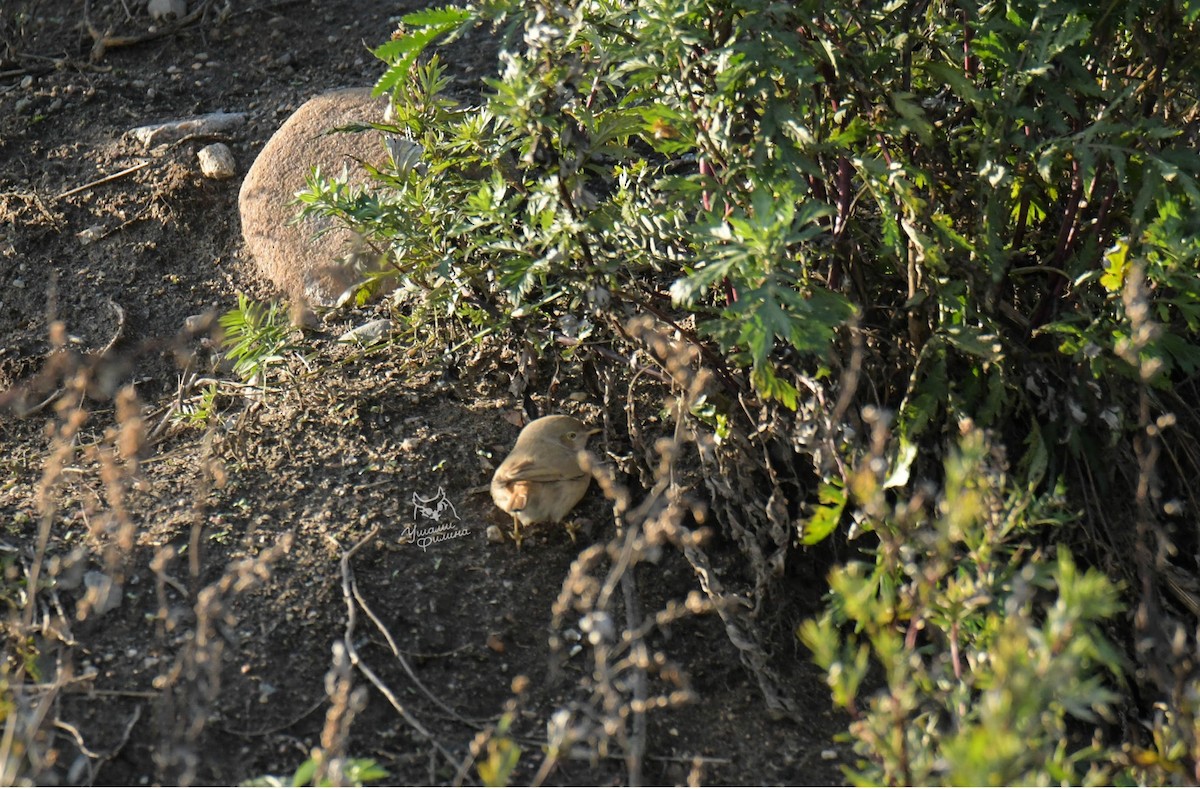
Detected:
left=1012, top=194, right=1031, bottom=250
left=808, top=174, right=829, bottom=204
left=1029, top=161, right=1084, bottom=328
left=1089, top=181, right=1117, bottom=252
left=828, top=156, right=853, bottom=290
left=1052, top=159, right=1084, bottom=267
left=723, top=278, right=738, bottom=306
left=834, top=157, right=853, bottom=237
left=876, top=135, right=894, bottom=167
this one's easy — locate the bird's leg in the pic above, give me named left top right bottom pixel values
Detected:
left=563, top=520, right=580, bottom=543
left=510, top=514, right=524, bottom=549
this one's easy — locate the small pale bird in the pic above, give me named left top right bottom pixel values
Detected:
left=490, top=414, right=598, bottom=546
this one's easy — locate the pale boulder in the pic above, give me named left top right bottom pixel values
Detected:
left=238, top=88, right=389, bottom=307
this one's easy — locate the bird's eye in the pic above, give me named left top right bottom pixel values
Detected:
left=565, top=431, right=577, bottom=440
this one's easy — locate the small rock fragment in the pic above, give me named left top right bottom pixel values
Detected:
left=148, top=0, right=187, bottom=21
left=197, top=143, right=236, bottom=179
left=486, top=525, right=505, bottom=544
left=83, top=571, right=123, bottom=617
left=78, top=225, right=106, bottom=245
left=128, top=112, right=246, bottom=147
left=183, top=313, right=215, bottom=334
left=338, top=318, right=392, bottom=345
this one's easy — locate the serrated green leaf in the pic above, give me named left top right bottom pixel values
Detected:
left=921, top=60, right=981, bottom=103
left=1021, top=420, right=1049, bottom=487
left=1100, top=238, right=1130, bottom=293
left=943, top=325, right=1004, bottom=362
left=883, top=438, right=918, bottom=490
left=802, top=481, right=846, bottom=544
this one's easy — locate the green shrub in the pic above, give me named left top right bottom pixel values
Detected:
left=801, top=424, right=1126, bottom=784
left=298, top=0, right=1200, bottom=782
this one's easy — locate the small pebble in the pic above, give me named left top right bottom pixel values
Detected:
left=338, top=318, right=392, bottom=345
left=197, top=143, right=236, bottom=179
left=83, top=570, right=124, bottom=617
left=78, top=225, right=106, bottom=245
left=183, top=314, right=212, bottom=333
left=148, top=0, right=187, bottom=21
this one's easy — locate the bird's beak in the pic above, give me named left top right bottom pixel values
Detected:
left=587, top=428, right=601, bottom=437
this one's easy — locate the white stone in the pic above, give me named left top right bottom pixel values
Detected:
left=197, top=143, right=237, bottom=179
left=148, top=0, right=187, bottom=21
left=338, top=318, right=392, bottom=345
left=78, top=224, right=106, bottom=244
left=128, top=111, right=246, bottom=147
left=83, top=571, right=123, bottom=617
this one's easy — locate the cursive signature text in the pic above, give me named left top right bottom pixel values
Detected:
left=401, top=521, right=470, bottom=551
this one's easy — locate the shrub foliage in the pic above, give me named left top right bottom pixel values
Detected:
left=300, top=0, right=1200, bottom=782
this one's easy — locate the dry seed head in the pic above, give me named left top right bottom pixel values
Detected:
left=116, top=385, right=145, bottom=460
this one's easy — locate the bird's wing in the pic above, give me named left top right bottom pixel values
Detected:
left=496, top=457, right=586, bottom=484
left=506, top=481, right=529, bottom=511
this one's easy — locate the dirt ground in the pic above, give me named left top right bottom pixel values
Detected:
left=1, top=1, right=848, bottom=785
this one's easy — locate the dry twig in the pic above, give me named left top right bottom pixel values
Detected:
left=55, top=161, right=151, bottom=200
left=336, top=527, right=467, bottom=776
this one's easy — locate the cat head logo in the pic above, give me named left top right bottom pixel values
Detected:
left=411, top=487, right=458, bottom=523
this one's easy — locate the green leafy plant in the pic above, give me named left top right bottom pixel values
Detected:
left=298, top=0, right=1200, bottom=782
left=218, top=294, right=298, bottom=386
left=302, top=0, right=1200, bottom=460
left=801, top=424, right=1125, bottom=784
left=475, top=712, right=520, bottom=788
left=242, top=756, right=389, bottom=787
left=171, top=381, right=221, bottom=429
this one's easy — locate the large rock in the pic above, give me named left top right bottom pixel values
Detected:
left=238, top=88, right=388, bottom=307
